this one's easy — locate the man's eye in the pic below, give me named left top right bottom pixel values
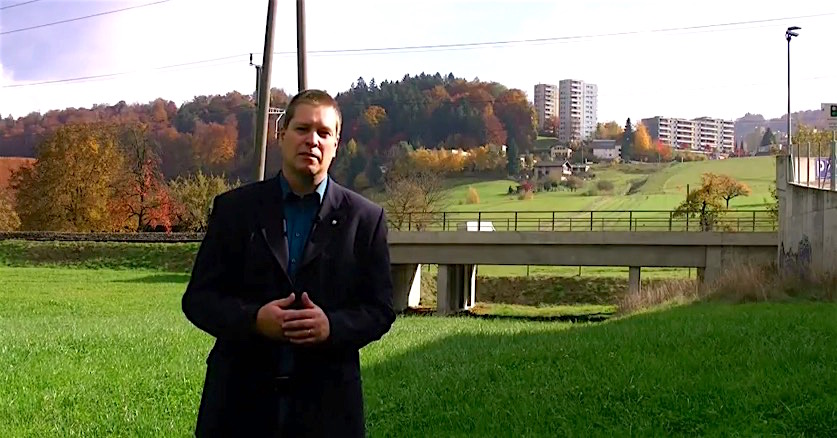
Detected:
left=318, top=131, right=331, bottom=137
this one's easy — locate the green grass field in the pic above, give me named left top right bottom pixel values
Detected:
left=427, top=156, right=779, bottom=234
left=2, top=266, right=836, bottom=436
left=446, top=156, right=776, bottom=212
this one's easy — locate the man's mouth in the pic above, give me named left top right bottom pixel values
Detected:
left=299, top=152, right=320, bottom=161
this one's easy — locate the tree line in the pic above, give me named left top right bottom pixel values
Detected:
left=0, top=72, right=544, bottom=232
left=0, top=72, right=539, bottom=185
left=1, top=122, right=235, bottom=233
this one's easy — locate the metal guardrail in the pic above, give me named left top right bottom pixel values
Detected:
left=0, top=211, right=777, bottom=241
left=0, top=231, right=205, bottom=242
left=388, top=209, right=777, bottom=232
left=788, top=140, right=836, bottom=191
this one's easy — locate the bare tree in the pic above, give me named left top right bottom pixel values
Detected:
left=382, top=169, right=448, bottom=231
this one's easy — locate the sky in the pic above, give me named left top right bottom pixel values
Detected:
left=1, top=0, right=835, bottom=125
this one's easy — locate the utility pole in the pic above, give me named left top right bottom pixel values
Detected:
left=249, top=54, right=261, bottom=101
left=828, top=130, right=837, bottom=190
left=254, top=0, right=277, bottom=182
left=296, top=0, right=307, bottom=92
left=785, top=26, right=800, bottom=151
left=249, top=53, right=261, bottom=172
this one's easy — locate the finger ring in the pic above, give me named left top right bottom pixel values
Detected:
left=308, top=329, right=313, bottom=336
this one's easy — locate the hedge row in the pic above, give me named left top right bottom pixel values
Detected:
left=0, top=232, right=206, bottom=243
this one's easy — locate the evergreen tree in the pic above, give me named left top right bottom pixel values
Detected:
left=506, top=140, right=520, bottom=176
left=760, top=128, right=776, bottom=147
left=621, top=118, right=634, bottom=161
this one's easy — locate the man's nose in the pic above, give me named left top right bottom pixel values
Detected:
left=303, top=130, right=321, bottom=146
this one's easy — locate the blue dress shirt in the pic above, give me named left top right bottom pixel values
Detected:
left=279, top=174, right=328, bottom=281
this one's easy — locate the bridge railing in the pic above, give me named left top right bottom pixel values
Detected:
left=388, top=209, right=777, bottom=232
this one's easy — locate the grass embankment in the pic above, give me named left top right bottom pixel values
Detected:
left=1, top=266, right=835, bottom=436
left=0, top=240, right=692, bottom=313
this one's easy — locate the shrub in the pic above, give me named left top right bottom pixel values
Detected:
left=596, top=180, right=615, bottom=192
left=466, top=186, right=480, bottom=204
left=353, top=173, right=370, bottom=191
left=560, top=175, right=584, bottom=192
left=627, top=178, right=648, bottom=195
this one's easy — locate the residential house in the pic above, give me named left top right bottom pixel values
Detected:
left=570, top=163, right=590, bottom=173
left=532, top=143, right=572, bottom=161
left=591, top=139, right=621, bottom=161
left=549, top=144, right=572, bottom=161
left=534, top=160, right=572, bottom=181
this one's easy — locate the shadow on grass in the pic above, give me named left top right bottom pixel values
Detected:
left=402, top=307, right=614, bottom=323
left=112, top=273, right=191, bottom=284
left=463, top=311, right=612, bottom=323
left=364, top=303, right=837, bottom=437
left=401, top=306, right=616, bottom=323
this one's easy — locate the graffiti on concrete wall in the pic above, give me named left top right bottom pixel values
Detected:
left=780, top=234, right=812, bottom=278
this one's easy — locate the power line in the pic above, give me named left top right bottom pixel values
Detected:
left=1, top=54, right=247, bottom=88
left=0, top=0, right=42, bottom=11
left=4, top=11, right=833, bottom=89
left=0, top=0, right=171, bottom=35
left=5, top=57, right=833, bottom=94
left=263, top=11, right=834, bottom=56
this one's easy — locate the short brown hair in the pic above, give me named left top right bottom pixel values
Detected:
left=280, top=89, right=342, bottom=134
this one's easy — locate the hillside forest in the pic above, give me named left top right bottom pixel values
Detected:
left=0, top=73, right=543, bottom=232
left=1, top=73, right=538, bottom=181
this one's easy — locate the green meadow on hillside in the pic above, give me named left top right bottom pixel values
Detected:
left=426, top=156, right=778, bottom=234
left=446, top=156, right=776, bottom=213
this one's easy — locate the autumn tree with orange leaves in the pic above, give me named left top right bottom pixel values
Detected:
left=115, top=123, right=174, bottom=232
left=191, top=115, right=238, bottom=173
left=12, top=123, right=127, bottom=231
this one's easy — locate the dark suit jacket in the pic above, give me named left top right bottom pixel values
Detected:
left=182, top=175, right=396, bottom=438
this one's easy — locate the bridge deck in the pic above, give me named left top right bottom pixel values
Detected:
left=388, top=231, right=778, bottom=268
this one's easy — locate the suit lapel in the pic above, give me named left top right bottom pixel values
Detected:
left=257, top=176, right=292, bottom=284
left=300, top=180, right=346, bottom=271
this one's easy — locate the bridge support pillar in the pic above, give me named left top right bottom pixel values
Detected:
left=437, top=264, right=476, bottom=315
left=698, top=247, right=723, bottom=291
left=391, top=264, right=421, bottom=313
left=629, top=266, right=642, bottom=294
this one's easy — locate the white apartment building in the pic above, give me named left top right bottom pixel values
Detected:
left=642, top=116, right=734, bottom=151
left=533, top=84, right=558, bottom=132
left=558, top=79, right=597, bottom=144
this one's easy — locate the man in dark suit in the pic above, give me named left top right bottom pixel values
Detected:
left=182, top=89, right=396, bottom=437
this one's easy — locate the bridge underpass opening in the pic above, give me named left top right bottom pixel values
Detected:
left=391, top=264, right=703, bottom=315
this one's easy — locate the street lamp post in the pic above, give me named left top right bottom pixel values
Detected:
left=786, top=26, right=800, bottom=151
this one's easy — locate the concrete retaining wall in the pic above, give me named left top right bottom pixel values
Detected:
left=776, top=155, right=837, bottom=276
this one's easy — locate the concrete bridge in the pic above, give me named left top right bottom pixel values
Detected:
left=0, top=229, right=779, bottom=316
left=388, top=231, right=778, bottom=314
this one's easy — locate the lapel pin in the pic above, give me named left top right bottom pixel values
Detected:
left=331, top=219, right=338, bottom=226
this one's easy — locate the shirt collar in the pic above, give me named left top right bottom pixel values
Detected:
left=279, top=172, right=328, bottom=204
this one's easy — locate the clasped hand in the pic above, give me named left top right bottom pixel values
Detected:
left=255, top=292, right=330, bottom=344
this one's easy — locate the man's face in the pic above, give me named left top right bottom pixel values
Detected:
left=279, top=103, right=340, bottom=181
